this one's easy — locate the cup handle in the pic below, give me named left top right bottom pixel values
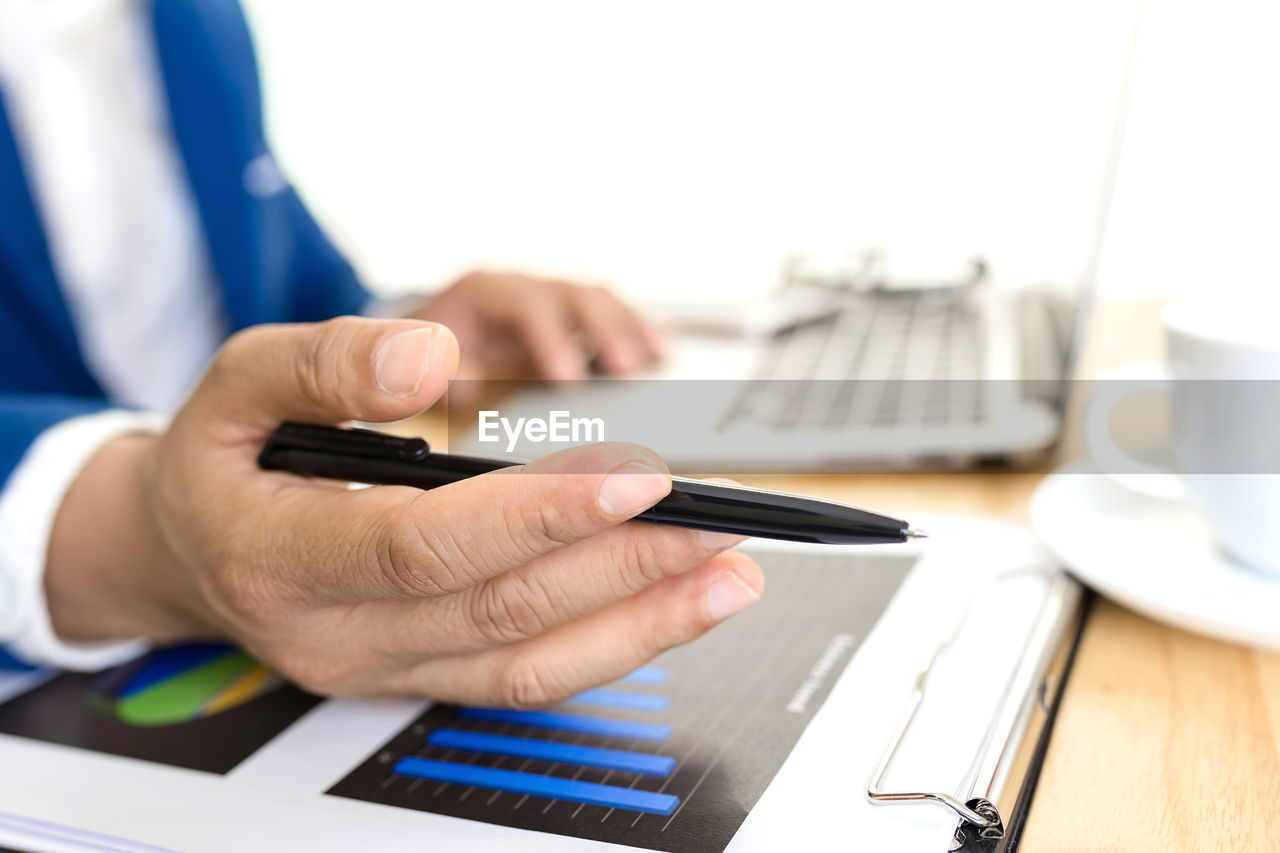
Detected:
left=1083, top=363, right=1189, bottom=500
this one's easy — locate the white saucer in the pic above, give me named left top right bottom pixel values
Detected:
left=1030, top=459, right=1280, bottom=651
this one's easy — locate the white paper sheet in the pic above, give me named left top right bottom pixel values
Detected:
left=0, top=516, right=1056, bottom=852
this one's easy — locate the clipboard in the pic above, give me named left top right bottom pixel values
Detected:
left=866, top=568, right=1088, bottom=852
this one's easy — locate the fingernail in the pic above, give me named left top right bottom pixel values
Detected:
left=705, top=568, right=761, bottom=622
left=698, top=530, right=747, bottom=551
left=598, top=461, right=670, bottom=517
left=376, top=328, right=434, bottom=396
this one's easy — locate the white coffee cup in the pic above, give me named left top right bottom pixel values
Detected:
left=1085, top=297, right=1280, bottom=575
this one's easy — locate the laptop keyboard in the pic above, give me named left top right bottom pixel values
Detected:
left=718, top=292, right=987, bottom=433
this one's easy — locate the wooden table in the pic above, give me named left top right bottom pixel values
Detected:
left=1015, top=300, right=1280, bottom=851
left=415, top=298, right=1280, bottom=850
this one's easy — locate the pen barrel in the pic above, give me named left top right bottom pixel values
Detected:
left=641, top=479, right=908, bottom=545
left=259, top=448, right=513, bottom=489
left=260, top=431, right=909, bottom=546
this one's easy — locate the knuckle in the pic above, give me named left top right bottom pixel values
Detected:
left=617, top=533, right=675, bottom=589
left=597, top=531, right=686, bottom=600
left=372, top=511, right=445, bottom=597
left=216, top=324, right=260, bottom=361
left=373, top=502, right=475, bottom=597
left=505, top=499, right=586, bottom=560
left=628, top=630, right=664, bottom=667
left=472, top=577, right=549, bottom=645
left=204, top=325, right=261, bottom=389
left=497, top=658, right=563, bottom=709
left=211, top=562, right=290, bottom=625
left=275, top=652, right=354, bottom=696
left=455, top=270, right=486, bottom=290
left=297, top=317, right=358, bottom=413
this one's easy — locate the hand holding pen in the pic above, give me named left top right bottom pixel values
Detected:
left=260, top=422, right=926, bottom=546
left=46, top=318, right=767, bottom=706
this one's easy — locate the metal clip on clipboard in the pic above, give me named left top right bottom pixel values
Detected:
left=867, top=568, right=1085, bottom=851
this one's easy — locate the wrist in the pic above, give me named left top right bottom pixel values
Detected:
left=45, top=433, right=208, bottom=643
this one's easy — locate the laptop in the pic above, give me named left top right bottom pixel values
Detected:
left=457, top=11, right=1141, bottom=472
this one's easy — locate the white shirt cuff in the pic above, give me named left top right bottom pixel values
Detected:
left=0, top=409, right=168, bottom=671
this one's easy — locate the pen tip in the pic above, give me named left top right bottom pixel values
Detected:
left=906, top=527, right=929, bottom=540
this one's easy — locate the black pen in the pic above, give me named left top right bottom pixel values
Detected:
left=258, top=422, right=928, bottom=546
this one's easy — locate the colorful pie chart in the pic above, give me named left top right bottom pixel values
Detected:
left=91, top=643, right=283, bottom=727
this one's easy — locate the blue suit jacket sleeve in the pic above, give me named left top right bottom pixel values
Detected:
left=0, top=0, right=375, bottom=489
left=149, top=0, right=371, bottom=328
left=282, top=185, right=371, bottom=322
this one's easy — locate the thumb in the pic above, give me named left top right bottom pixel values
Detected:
left=187, top=317, right=459, bottom=433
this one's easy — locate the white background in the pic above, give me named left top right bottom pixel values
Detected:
left=241, top=1, right=1280, bottom=304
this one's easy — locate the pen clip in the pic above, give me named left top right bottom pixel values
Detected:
left=262, top=422, right=430, bottom=464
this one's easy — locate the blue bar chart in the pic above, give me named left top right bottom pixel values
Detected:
left=568, top=688, right=671, bottom=713
left=425, top=729, right=677, bottom=777
left=394, top=756, right=680, bottom=815
left=457, top=707, right=672, bottom=740
left=328, top=548, right=915, bottom=852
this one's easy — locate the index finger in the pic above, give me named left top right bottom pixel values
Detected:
left=261, top=441, right=674, bottom=605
